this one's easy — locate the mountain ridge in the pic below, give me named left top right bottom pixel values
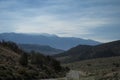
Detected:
left=54, top=40, right=120, bottom=63
left=19, top=44, right=64, bottom=55
left=0, top=33, right=101, bottom=50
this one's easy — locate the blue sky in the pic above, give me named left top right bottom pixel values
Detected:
left=0, top=0, right=120, bottom=42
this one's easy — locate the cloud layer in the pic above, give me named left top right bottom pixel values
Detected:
left=0, top=0, right=120, bottom=42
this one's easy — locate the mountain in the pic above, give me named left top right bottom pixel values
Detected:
left=0, top=41, right=69, bottom=80
left=0, top=33, right=101, bottom=50
left=19, top=44, right=64, bottom=55
left=54, top=40, right=120, bottom=63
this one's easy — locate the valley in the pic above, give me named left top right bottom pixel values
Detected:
left=19, top=44, right=64, bottom=55
left=0, top=34, right=120, bottom=80
left=0, top=0, right=120, bottom=80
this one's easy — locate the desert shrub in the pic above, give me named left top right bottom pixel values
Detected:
left=0, top=65, right=6, bottom=70
left=0, top=70, right=14, bottom=80
left=95, top=72, right=120, bottom=80
left=0, top=40, right=21, bottom=53
left=112, top=62, right=120, bottom=67
left=19, top=53, right=28, bottom=66
left=39, top=72, right=48, bottom=79
left=87, top=63, right=91, bottom=66
left=26, top=70, right=39, bottom=79
left=17, top=67, right=27, bottom=75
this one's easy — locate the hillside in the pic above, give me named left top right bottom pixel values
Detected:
left=19, top=44, right=64, bottom=55
left=64, top=56, right=120, bottom=80
left=0, top=43, right=20, bottom=65
left=55, top=40, right=120, bottom=63
left=0, top=33, right=101, bottom=50
left=0, top=41, right=69, bottom=80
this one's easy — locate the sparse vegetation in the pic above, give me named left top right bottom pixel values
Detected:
left=64, top=57, right=120, bottom=80
left=0, top=41, right=69, bottom=80
left=1, top=40, right=120, bottom=80
left=19, top=52, right=28, bottom=66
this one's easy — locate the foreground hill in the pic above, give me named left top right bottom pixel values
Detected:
left=64, top=56, right=120, bottom=80
left=0, top=41, right=69, bottom=80
left=0, top=33, right=100, bottom=50
left=19, top=44, right=64, bottom=55
left=55, top=40, right=120, bottom=63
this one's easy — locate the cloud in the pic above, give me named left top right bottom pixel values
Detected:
left=0, top=0, right=120, bottom=42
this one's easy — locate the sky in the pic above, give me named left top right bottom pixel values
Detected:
left=0, top=0, right=120, bottom=42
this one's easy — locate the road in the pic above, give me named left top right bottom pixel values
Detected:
left=41, top=70, right=87, bottom=80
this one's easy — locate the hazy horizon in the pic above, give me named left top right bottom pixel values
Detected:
left=0, top=0, right=120, bottom=42
left=0, top=32, right=119, bottom=43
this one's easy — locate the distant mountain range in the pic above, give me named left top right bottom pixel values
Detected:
left=54, top=40, right=120, bottom=63
left=19, top=44, right=64, bottom=55
left=0, top=33, right=101, bottom=50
